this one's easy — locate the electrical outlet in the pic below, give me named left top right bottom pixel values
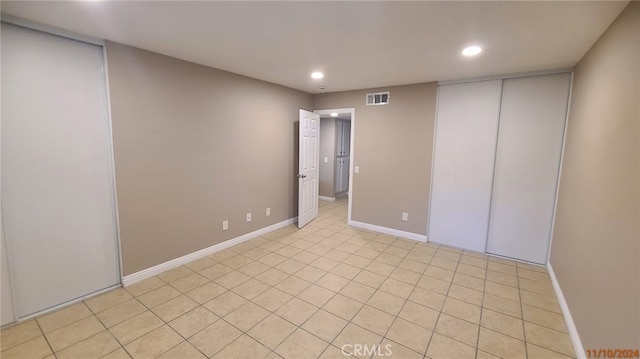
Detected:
left=266, top=207, right=271, bottom=216
left=222, top=220, right=229, bottom=231
left=246, top=213, right=252, bottom=222
left=402, top=212, right=409, bottom=221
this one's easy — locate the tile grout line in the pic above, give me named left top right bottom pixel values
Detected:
left=202, top=223, right=367, bottom=358
left=474, top=252, right=489, bottom=359
left=427, top=247, right=461, bottom=358
left=33, top=316, right=57, bottom=358
left=267, top=211, right=367, bottom=358
left=518, top=263, right=530, bottom=359
left=282, top=231, right=386, bottom=358
left=326, top=239, right=414, bottom=358
left=376, top=242, right=433, bottom=359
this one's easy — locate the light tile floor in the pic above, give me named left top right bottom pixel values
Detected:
left=1, top=197, right=576, bottom=359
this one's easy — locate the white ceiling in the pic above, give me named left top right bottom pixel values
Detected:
left=1, top=1, right=628, bottom=94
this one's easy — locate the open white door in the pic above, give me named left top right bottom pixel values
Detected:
left=298, top=110, right=320, bottom=228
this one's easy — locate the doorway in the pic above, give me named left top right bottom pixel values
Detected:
left=314, top=108, right=355, bottom=225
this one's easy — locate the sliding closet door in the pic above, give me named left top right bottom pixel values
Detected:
left=1, top=24, right=120, bottom=317
left=487, top=73, right=571, bottom=264
left=429, top=80, right=502, bottom=252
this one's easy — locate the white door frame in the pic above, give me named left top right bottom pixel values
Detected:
left=314, top=108, right=356, bottom=224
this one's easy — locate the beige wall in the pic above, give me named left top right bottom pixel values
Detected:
left=319, top=118, right=336, bottom=197
left=550, top=2, right=639, bottom=349
left=314, top=83, right=437, bottom=235
left=105, top=42, right=313, bottom=275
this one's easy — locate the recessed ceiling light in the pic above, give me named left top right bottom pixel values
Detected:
left=462, top=46, right=482, bottom=57
left=311, top=72, right=324, bottom=79
left=330, top=112, right=338, bottom=117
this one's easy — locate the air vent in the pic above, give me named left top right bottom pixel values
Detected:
left=366, top=91, right=390, bottom=106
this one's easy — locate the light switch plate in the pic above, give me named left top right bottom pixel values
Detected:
left=354, top=166, right=360, bottom=174
left=324, top=157, right=328, bottom=163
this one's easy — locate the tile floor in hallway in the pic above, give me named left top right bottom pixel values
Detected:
left=1, top=197, right=576, bottom=359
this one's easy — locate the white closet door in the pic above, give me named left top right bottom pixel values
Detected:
left=341, top=158, right=350, bottom=193
left=342, top=121, right=351, bottom=157
left=1, top=24, right=120, bottom=317
left=428, top=80, right=502, bottom=252
left=336, top=121, right=344, bottom=156
left=487, top=73, right=571, bottom=264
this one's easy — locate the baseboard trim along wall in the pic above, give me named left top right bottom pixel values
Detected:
left=122, top=217, right=298, bottom=286
left=348, top=219, right=427, bottom=242
left=547, top=261, right=586, bottom=359
left=318, top=196, right=336, bottom=202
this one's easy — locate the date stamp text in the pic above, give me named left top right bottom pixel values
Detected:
left=586, top=349, right=640, bottom=358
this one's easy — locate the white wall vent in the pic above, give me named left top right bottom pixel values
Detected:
left=366, top=92, right=390, bottom=106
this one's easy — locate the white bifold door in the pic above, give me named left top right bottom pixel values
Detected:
left=486, top=74, right=571, bottom=264
left=1, top=23, right=120, bottom=319
left=428, top=80, right=502, bottom=252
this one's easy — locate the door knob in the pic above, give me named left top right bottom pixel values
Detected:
left=297, top=174, right=307, bottom=179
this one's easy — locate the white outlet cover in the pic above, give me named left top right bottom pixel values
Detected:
left=246, top=213, right=252, bottom=222
left=354, top=166, right=360, bottom=173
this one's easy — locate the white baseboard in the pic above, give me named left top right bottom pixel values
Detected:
left=319, top=196, right=336, bottom=202
left=547, top=261, right=586, bottom=359
left=348, top=220, right=427, bottom=242
left=122, top=217, right=298, bottom=286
